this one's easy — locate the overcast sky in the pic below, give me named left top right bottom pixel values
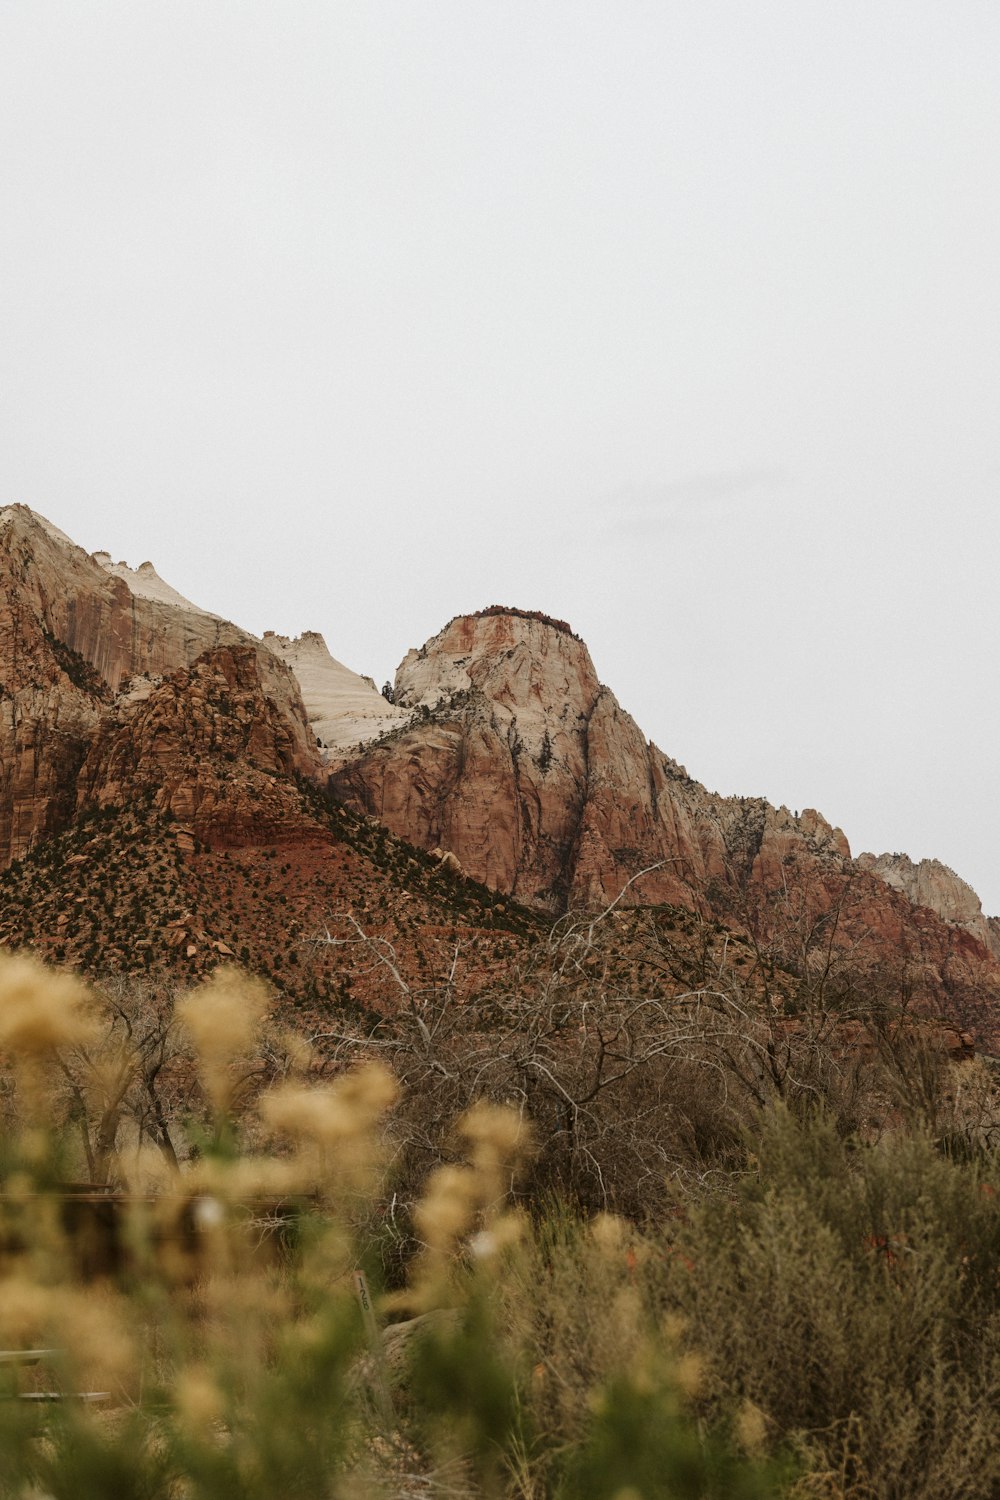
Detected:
left=2, top=3, right=999, bottom=908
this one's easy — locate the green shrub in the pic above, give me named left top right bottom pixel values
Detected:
left=669, top=1109, right=1000, bottom=1499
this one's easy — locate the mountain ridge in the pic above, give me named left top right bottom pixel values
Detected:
left=2, top=503, right=999, bottom=1049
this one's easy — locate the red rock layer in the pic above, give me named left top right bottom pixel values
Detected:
left=330, top=610, right=850, bottom=913
left=76, top=645, right=318, bottom=849
left=0, top=506, right=320, bottom=864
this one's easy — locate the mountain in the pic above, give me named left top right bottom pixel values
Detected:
left=327, top=604, right=1000, bottom=1048
left=0, top=504, right=542, bottom=1024
left=329, top=606, right=852, bottom=913
left=0, top=504, right=310, bottom=864
left=1, top=504, right=998, bottom=1048
left=856, top=850, right=1000, bottom=960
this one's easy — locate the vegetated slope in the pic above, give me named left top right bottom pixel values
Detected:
left=0, top=783, right=541, bottom=1030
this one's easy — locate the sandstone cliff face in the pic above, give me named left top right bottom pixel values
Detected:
left=75, top=645, right=318, bottom=848
left=0, top=505, right=321, bottom=864
left=0, top=514, right=107, bottom=864
left=0, top=663, right=99, bottom=868
left=330, top=609, right=853, bottom=913
left=856, top=851, right=1000, bottom=959
left=2, top=506, right=240, bottom=690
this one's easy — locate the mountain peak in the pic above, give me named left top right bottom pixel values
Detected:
left=453, top=604, right=581, bottom=640
left=92, top=550, right=218, bottom=617
left=395, top=606, right=599, bottom=717
left=0, top=501, right=80, bottom=552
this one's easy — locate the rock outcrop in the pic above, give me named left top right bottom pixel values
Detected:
left=857, top=851, right=1000, bottom=959
left=330, top=608, right=853, bottom=913
left=0, top=505, right=321, bottom=864
left=76, top=645, right=319, bottom=848
left=261, top=630, right=407, bottom=755
left=2, top=506, right=245, bottom=690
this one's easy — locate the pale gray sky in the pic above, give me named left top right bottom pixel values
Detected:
left=2, top=3, right=999, bottom=907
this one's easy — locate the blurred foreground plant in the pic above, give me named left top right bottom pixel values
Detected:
left=0, top=951, right=796, bottom=1498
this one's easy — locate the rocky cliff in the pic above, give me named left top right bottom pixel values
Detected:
left=262, top=629, right=407, bottom=755
left=4, top=513, right=1000, bottom=1047
left=75, top=644, right=319, bottom=849
left=0, top=504, right=320, bottom=864
left=856, top=850, right=1000, bottom=959
left=329, top=607, right=852, bottom=913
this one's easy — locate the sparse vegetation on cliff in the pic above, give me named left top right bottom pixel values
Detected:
left=443, top=605, right=582, bottom=640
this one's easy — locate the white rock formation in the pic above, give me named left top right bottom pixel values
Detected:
left=88, top=535, right=407, bottom=757
left=857, top=850, right=1000, bottom=955
left=1, top=506, right=78, bottom=550
left=261, top=630, right=409, bottom=756
left=92, top=553, right=220, bottom=617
